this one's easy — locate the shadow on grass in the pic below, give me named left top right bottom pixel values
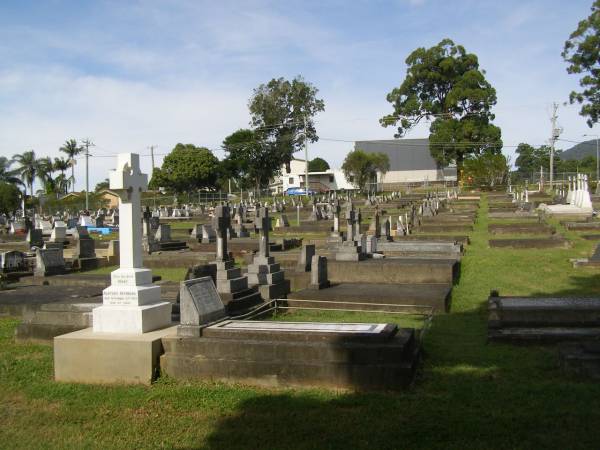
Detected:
left=528, top=271, right=600, bottom=297
left=201, top=309, right=600, bottom=450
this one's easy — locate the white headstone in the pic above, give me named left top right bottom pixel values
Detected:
left=92, top=153, right=172, bottom=334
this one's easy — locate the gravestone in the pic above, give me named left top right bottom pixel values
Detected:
left=79, top=215, right=94, bottom=227
left=297, top=244, right=316, bottom=272
left=247, top=207, right=290, bottom=299
left=275, top=215, right=289, bottom=228
left=27, top=229, right=44, bottom=248
left=49, top=226, right=66, bottom=243
left=178, top=276, right=226, bottom=337
left=10, top=219, right=27, bottom=235
left=75, top=228, right=96, bottom=258
left=92, top=153, right=172, bottom=333
left=155, top=224, right=171, bottom=242
left=34, top=248, right=66, bottom=277
left=309, top=255, right=330, bottom=290
left=106, top=240, right=120, bottom=265
left=201, top=224, right=216, bottom=243
left=0, top=251, right=26, bottom=273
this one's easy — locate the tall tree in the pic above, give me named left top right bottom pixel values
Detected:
left=514, top=143, right=559, bottom=178
left=249, top=76, right=325, bottom=173
left=221, top=129, right=280, bottom=192
left=0, top=157, right=22, bottom=185
left=463, top=152, right=510, bottom=187
left=0, top=182, right=21, bottom=215
left=148, top=144, right=219, bottom=194
left=341, top=149, right=390, bottom=192
left=380, top=39, right=502, bottom=177
left=37, top=157, right=56, bottom=193
left=12, top=150, right=39, bottom=198
left=562, top=0, right=600, bottom=127
left=59, top=139, right=82, bottom=192
left=308, top=157, right=330, bottom=172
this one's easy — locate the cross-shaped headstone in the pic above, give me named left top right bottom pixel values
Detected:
left=254, top=207, right=270, bottom=257
left=108, top=153, right=147, bottom=269
left=212, top=205, right=230, bottom=261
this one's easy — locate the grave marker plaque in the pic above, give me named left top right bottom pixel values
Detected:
left=178, top=276, right=226, bottom=337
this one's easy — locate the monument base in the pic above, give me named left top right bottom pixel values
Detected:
left=54, top=325, right=178, bottom=385
left=92, top=302, right=172, bottom=333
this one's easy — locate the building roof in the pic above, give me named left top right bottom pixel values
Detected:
left=355, top=138, right=441, bottom=171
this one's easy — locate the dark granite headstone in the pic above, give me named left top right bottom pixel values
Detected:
left=34, top=248, right=66, bottom=277
left=27, top=229, right=44, bottom=248
left=178, top=276, right=226, bottom=337
left=0, top=251, right=26, bottom=273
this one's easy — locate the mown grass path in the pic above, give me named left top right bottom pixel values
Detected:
left=1, top=194, right=600, bottom=449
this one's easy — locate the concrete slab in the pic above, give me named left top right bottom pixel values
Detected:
left=54, top=325, right=178, bottom=385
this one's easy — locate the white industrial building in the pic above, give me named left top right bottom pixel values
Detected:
left=356, top=138, right=457, bottom=189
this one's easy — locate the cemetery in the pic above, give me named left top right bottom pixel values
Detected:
left=0, top=150, right=599, bottom=448
left=2, top=1, right=600, bottom=446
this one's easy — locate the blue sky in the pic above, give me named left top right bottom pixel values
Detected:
left=0, top=0, right=597, bottom=190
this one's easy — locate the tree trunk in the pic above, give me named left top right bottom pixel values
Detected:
left=72, top=165, right=75, bottom=193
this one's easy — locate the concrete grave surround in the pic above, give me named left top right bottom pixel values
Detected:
left=93, top=153, right=172, bottom=334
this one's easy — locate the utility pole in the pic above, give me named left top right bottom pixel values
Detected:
left=549, top=103, right=560, bottom=191
left=304, top=116, right=309, bottom=198
left=81, top=139, right=94, bottom=211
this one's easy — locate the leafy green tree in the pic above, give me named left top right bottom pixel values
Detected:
left=0, top=157, right=22, bottom=186
left=562, top=0, right=600, bottom=127
left=59, top=139, right=82, bottom=192
left=221, top=129, right=280, bottom=192
left=341, top=149, right=390, bottom=192
left=0, top=182, right=21, bottom=215
left=463, top=152, right=510, bottom=188
left=148, top=144, right=219, bottom=194
left=249, top=76, right=325, bottom=173
left=12, top=150, right=39, bottom=198
left=514, top=143, right=560, bottom=178
left=380, top=39, right=502, bottom=176
left=95, top=179, right=110, bottom=192
left=308, top=157, right=330, bottom=172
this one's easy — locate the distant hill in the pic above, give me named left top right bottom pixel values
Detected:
left=560, top=139, right=599, bottom=160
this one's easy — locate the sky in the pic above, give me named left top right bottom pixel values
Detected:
left=1, top=0, right=598, bottom=192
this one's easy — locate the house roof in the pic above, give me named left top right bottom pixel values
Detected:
left=355, top=138, right=440, bottom=171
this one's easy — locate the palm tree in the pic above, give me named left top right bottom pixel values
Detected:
left=59, top=139, right=82, bottom=192
left=0, top=156, right=23, bottom=186
left=53, top=157, right=69, bottom=176
left=53, top=158, right=71, bottom=194
left=37, top=157, right=56, bottom=194
left=12, top=150, right=38, bottom=198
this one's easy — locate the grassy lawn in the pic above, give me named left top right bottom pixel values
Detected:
left=1, top=194, right=600, bottom=449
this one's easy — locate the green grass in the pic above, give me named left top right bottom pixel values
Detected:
left=1, top=194, right=600, bottom=449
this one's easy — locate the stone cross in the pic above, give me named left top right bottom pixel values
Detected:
left=255, top=207, right=270, bottom=257
left=109, top=153, right=147, bottom=269
left=345, top=204, right=356, bottom=242
left=212, top=205, right=230, bottom=261
left=333, top=200, right=340, bottom=233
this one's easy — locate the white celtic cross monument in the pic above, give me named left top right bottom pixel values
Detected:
left=93, top=153, right=171, bottom=333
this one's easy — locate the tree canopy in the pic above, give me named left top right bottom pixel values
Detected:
left=463, top=152, right=510, bottom=188
left=149, top=144, right=220, bottom=194
left=514, top=143, right=560, bottom=178
left=380, top=39, right=502, bottom=172
left=249, top=76, right=325, bottom=173
left=221, top=129, right=280, bottom=191
left=0, top=182, right=21, bottom=215
left=341, top=149, right=390, bottom=192
left=562, top=0, right=600, bottom=127
left=308, top=157, right=330, bottom=172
